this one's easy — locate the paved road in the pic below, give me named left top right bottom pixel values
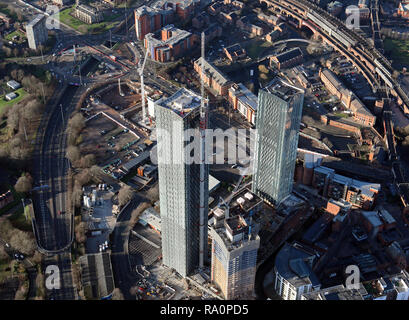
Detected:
left=32, top=85, right=83, bottom=252
left=110, top=195, right=147, bottom=300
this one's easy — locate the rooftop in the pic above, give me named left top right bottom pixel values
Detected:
left=27, top=14, right=45, bottom=27
left=272, top=47, right=303, bottom=63
left=274, top=242, right=320, bottom=289
left=229, top=188, right=263, bottom=214
left=229, top=83, right=258, bottom=111
left=195, top=57, right=231, bottom=87
left=146, top=25, right=192, bottom=47
left=263, top=77, right=304, bottom=102
left=79, top=252, right=115, bottom=299
left=158, top=88, right=202, bottom=118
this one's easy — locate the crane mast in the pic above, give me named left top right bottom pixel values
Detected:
left=199, top=32, right=207, bottom=269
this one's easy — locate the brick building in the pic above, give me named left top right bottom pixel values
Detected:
left=270, top=47, right=303, bottom=70
left=319, top=68, right=376, bottom=126
left=194, top=57, right=232, bottom=96
left=228, top=83, right=258, bottom=124
left=145, top=24, right=194, bottom=62
left=223, top=43, right=246, bottom=62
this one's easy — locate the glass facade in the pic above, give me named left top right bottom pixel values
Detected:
left=252, top=81, right=304, bottom=205
left=155, top=100, right=209, bottom=277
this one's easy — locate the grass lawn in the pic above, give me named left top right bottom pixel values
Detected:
left=59, top=7, right=120, bottom=34
left=8, top=204, right=32, bottom=232
left=0, top=88, right=28, bottom=112
left=333, top=112, right=350, bottom=118
left=384, top=38, right=409, bottom=68
left=246, top=39, right=273, bottom=60
left=4, top=30, right=26, bottom=44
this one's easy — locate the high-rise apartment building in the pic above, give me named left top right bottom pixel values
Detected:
left=134, top=0, right=196, bottom=40
left=209, top=190, right=261, bottom=300
left=155, top=88, right=209, bottom=277
left=252, top=78, right=304, bottom=205
left=26, top=15, right=48, bottom=50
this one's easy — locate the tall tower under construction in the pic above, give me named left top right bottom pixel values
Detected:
left=155, top=88, right=209, bottom=277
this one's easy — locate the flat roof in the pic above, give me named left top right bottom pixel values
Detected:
left=27, top=14, right=45, bottom=27
left=79, top=252, right=115, bottom=299
left=158, top=87, right=202, bottom=118
left=229, top=83, right=258, bottom=111
left=263, top=77, right=304, bottom=102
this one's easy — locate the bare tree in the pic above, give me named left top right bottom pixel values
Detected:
left=112, top=288, right=124, bottom=300
left=9, top=231, right=36, bottom=256
left=15, top=173, right=33, bottom=193
left=66, top=145, right=81, bottom=163
left=75, top=221, right=87, bottom=244
left=118, top=185, right=134, bottom=207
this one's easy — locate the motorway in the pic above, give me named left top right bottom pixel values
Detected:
left=32, top=85, right=83, bottom=253
left=30, top=85, right=84, bottom=299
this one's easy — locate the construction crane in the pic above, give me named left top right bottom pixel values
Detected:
left=138, top=49, right=149, bottom=123
left=199, top=32, right=207, bottom=270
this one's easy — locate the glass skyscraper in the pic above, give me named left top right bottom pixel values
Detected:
left=252, top=78, right=304, bottom=205
left=155, top=88, right=209, bottom=277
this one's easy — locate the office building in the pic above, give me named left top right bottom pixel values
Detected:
left=252, top=78, right=304, bottom=205
left=26, top=15, right=48, bottom=50
left=155, top=88, right=209, bottom=277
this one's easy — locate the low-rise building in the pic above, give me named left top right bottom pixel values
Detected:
left=257, top=12, right=280, bottom=26
left=79, top=252, right=115, bottom=300
left=52, top=0, right=72, bottom=5
left=0, top=12, right=12, bottom=28
left=319, top=68, right=375, bottom=126
left=270, top=47, right=303, bottom=70
left=312, top=166, right=380, bottom=209
left=228, top=83, right=257, bottom=124
left=192, top=12, right=209, bottom=29
left=5, top=92, right=17, bottom=101
left=398, top=2, right=409, bottom=18
left=73, top=4, right=104, bottom=24
left=194, top=57, right=233, bottom=96
left=345, top=6, right=370, bottom=20
left=7, top=80, right=21, bottom=90
left=223, top=43, right=246, bottom=62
